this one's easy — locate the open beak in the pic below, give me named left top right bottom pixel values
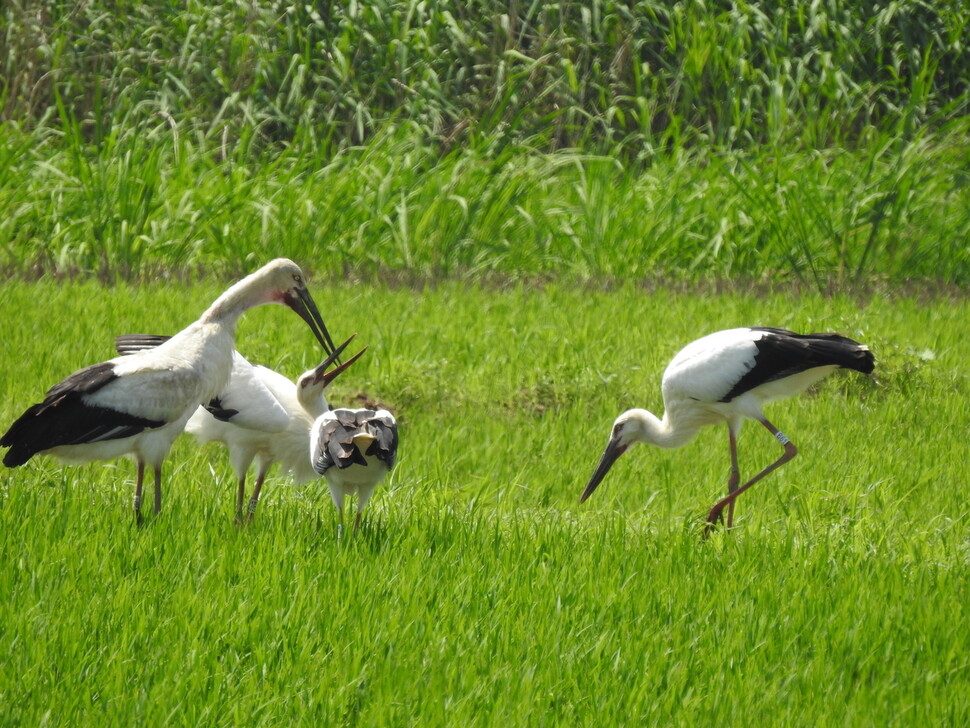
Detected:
left=287, top=286, right=339, bottom=361
left=312, top=334, right=369, bottom=387
left=580, top=436, right=628, bottom=503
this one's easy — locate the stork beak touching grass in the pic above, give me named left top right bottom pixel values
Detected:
left=579, top=327, right=874, bottom=534
left=1, top=259, right=340, bottom=525
left=580, top=431, right=629, bottom=504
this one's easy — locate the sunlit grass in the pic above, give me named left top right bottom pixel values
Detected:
left=2, top=122, right=968, bottom=285
left=1, top=280, right=968, bottom=725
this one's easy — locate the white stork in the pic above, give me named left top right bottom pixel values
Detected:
left=310, top=408, right=398, bottom=530
left=114, top=334, right=367, bottom=521
left=1, top=259, right=339, bottom=524
left=580, top=327, right=875, bottom=531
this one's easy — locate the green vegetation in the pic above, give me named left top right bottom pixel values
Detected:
left=1, top=281, right=968, bottom=725
left=2, top=2, right=968, bottom=724
left=2, top=124, right=969, bottom=284
left=4, top=0, right=968, bottom=149
left=1, top=0, right=968, bottom=284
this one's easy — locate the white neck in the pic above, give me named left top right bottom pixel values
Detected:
left=627, top=408, right=700, bottom=450
left=296, top=379, right=330, bottom=420
left=200, top=272, right=276, bottom=327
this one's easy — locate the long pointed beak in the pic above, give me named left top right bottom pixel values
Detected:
left=289, top=286, right=339, bottom=361
left=313, top=335, right=369, bottom=387
left=580, top=436, right=627, bottom=503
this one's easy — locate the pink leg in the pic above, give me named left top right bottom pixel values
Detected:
left=133, top=460, right=145, bottom=526
left=725, top=426, right=741, bottom=528
left=706, top=419, right=797, bottom=533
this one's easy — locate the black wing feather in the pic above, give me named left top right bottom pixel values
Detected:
left=114, top=334, right=171, bottom=356
left=721, top=329, right=875, bottom=402
left=314, top=409, right=399, bottom=473
left=2, top=362, right=165, bottom=467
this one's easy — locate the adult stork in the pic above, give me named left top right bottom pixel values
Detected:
left=1, top=259, right=339, bottom=523
left=579, top=327, right=874, bottom=531
left=115, top=333, right=367, bottom=521
left=310, top=408, right=398, bottom=531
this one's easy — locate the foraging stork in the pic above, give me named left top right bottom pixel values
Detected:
left=580, top=327, right=874, bottom=531
left=310, top=408, right=398, bottom=530
left=1, top=259, right=339, bottom=523
left=115, top=334, right=367, bottom=520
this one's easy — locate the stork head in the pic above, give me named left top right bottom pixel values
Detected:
left=204, top=259, right=338, bottom=360
left=296, top=336, right=369, bottom=415
left=579, top=409, right=646, bottom=503
left=260, top=259, right=339, bottom=360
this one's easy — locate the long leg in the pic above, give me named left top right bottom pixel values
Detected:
left=353, top=484, right=378, bottom=533
left=153, top=466, right=162, bottom=515
left=235, top=475, right=247, bottom=522
left=725, top=425, right=741, bottom=528
left=246, top=463, right=270, bottom=521
left=133, top=460, right=145, bottom=526
left=706, top=418, right=797, bottom=531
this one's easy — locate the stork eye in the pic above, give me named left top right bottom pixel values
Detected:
left=292, top=274, right=303, bottom=285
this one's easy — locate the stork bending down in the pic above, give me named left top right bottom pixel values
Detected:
left=579, top=327, right=874, bottom=532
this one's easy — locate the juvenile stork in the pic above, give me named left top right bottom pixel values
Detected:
left=1, top=259, right=339, bottom=523
left=115, top=334, right=367, bottom=521
left=579, top=327, right=874, bottom=531
left=310, top=408, right=398, bottom=530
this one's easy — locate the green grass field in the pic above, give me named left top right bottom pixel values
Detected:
left=1, top=279, right=968, bottom=726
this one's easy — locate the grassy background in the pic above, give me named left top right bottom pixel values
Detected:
left=1, top=0, right=968, bottom=285
left=2, top=1, right=968, bottom=723
left=4, top=0, right=968, bottom=150
left=1, top=280, right=968, bottom=725
left=2, top=123, right=969, bottom=285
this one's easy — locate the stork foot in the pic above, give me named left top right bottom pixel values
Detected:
left=703, top=503, right=728, bottom=538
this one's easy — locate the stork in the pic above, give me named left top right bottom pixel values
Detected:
left=1, top=259, right=339, bottom=524
left=310, top=408, right=398, bottom=531
left=579, top=327, right=874, bottom=532
left=115, top=334, right=367, bottom=521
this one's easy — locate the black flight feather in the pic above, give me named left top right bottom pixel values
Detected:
left=720, top=328, right=875, bottom=402
left=114, top=334, right=171, bottom=356
left=1, top=362, right=166, bottom=467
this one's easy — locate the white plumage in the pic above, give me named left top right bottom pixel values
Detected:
left=116, top=334, right=366, bottom=520
left=310, top=408, right=398, bottom=530
left=2, top=259, right=339, bottom=523
left=580, top=327, right=875, bottom=531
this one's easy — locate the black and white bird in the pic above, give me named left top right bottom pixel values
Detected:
left=310, top=408, right=398, bottom=530
left=1, top=259, right=339, bottom=523
left=115, top=334, right=366, bottom=521
left=580, top=327, right=874, bottom=531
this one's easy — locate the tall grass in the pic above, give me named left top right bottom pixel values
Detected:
left=2, top=0, right=967, bottom=152
left=1, top=119, right=967, bottom=285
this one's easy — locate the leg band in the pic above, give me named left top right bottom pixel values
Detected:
left=775, top=431, right=791, bottom=445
